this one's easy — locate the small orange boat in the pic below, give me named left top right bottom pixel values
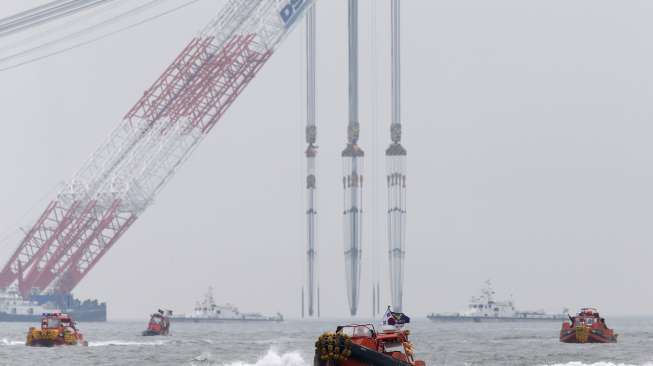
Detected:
left=26, top=312, right=88, bottom=347
left=314, top=308, right=425, bottom=366
left=142, top=309, right=171, bottom=336
left=560, top=308, right=617, bottom=343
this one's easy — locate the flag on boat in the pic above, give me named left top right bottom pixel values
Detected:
left=383, top=306, right=410, bottom=326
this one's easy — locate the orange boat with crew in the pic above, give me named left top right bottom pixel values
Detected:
left=142, top=309, right=172, bottom=336
left=26, top=312, right=88, bottom=347
left=314, top=307, right=425, bottom=366
left=560, top=307, right=617, bottom=343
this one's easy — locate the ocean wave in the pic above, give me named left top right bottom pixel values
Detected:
left=88, top=339, right=169, bottom=347
left=192, top=349, right=307, bottom=366
left=0, top=338, right=24, bottom=346
left=539, top=362, right=653, bottom=366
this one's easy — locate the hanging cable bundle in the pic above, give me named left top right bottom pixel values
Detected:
left=0, top=0, right=118, bottom=38
left=386, top=0, right=407, bottom=313
left=0, top=0, right=204, bottom=72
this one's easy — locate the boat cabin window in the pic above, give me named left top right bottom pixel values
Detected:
left=151, top=316, right=162, bottom=324
left=47, top=318, right=61, bottom=328
left=384, top=342, right=405, bottom=354
left=586, top=318, right=594, bottom=325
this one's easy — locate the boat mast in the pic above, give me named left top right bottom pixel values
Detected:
left=342, top=0, right=363, bottom=316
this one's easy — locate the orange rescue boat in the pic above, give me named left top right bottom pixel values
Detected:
left=314, top=308, right=425, bottom=366
left=142, top=309, right=171, bottom=336
left=560, top=308, right=617, bottom=343
left=26, top=312, right=88, bottom=347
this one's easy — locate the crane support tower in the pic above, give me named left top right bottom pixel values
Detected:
left=304, top=3, right=318, bottom=318
left=386, top=0, right=407, bottom=312
left=0, top=0, right=317, bottom=297
left=342, top=0, right=363, bottom=317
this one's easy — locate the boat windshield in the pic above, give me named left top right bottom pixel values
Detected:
left=151, top=316, right=162, bottom=324
left=339, top=325, right=373, bottom=338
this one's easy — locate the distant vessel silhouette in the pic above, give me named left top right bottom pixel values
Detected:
left=427, top=280, right=567, bottom=322
left=171, top=287, right=283, bottom=322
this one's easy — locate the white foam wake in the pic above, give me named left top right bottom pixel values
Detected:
left=192, top=349, right=308, bottom=366
left=540, top=362, right=653, bottom=366
left=0, top=338, right=24, bottom=346
left=88, top=339, right=169, bottom=347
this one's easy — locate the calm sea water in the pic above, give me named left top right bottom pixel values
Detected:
left=0, top=318, right=652, bottom=366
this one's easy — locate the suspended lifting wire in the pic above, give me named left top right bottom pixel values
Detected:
left=299, top=7, right=306, bottom=302
left=0, top=181, right=64, bottom=250
left=0, top=0, right=205, bottom=72
left=0, top=0, right=169, bottom=65
left=0, top=0, right=120, bottom=38
left=0, top=0, right=133, bottom=55
left=0, top=1, right=81, bottom=27
left=369, top=0, right=380, bottom=318
left=0, top=1, right=104, bottom=32
left=0, top=0, right=71, bottom=25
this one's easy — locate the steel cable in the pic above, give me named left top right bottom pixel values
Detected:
left=0, top=0, right=119, bottom=38
left=0, top=0, right=205, bottom=72
left=0, top=1, right=74, bottom=27
left=0, top=0, right=168, bottom=65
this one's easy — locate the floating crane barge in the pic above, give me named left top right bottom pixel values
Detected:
left=0, top=0, right=316, bottom=316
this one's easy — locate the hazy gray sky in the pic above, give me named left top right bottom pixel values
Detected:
left=1, top=0, right=653, bottom=320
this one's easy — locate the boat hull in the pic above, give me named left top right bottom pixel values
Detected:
left=26, top=328, right=88, bottom=347
left=142, top=330, right=166, bottom=336
left=27, top=339, right=65, bottom=347
left=171, top=317, right=282, bottom=323
left=26, top=339, right=87, bottom=347
left=427, top=315, right=565, bottom=322
left=560, top=328, right=617, bottom=343
left=315, top=342, right=412, bottom=366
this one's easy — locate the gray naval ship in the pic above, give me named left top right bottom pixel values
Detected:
left=172, top=287, right=283, bottom=322
left=0, top=288, right=106, bottom=322
left=428, top=281, right=567, bottom=322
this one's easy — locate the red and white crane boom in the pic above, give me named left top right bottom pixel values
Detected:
left=0, top=0, right=316, bottom=296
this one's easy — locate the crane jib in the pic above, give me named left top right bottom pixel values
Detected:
left=280, top=0, right=309, bottom=28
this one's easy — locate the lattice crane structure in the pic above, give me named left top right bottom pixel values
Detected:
left=0, top=0, right=316, bottom=297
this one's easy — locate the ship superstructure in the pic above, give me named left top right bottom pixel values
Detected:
left=0, top=288, right=105, bottom=322
left=0, top=288, right=48, bottom=317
